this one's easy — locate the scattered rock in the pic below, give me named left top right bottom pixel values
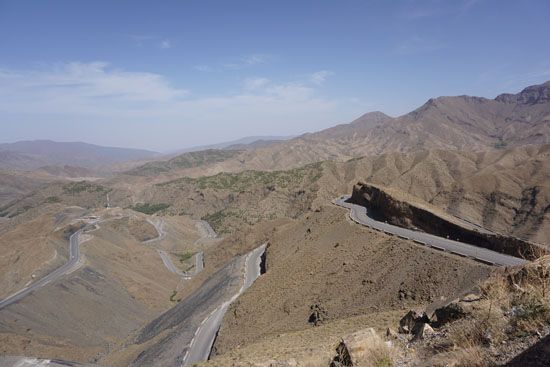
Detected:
left=308, top=304, right=328, bottom=326
left=412, top=323, right=435, bottom=342
left=461, top=293, right=481, bottom=302
left=386, top=327, right=398, bottom=339
left=398, top=287, right=416, bottom=300
left=399, top=310, right=429, bottom=334
left=330, top=328, right=385, bottom=367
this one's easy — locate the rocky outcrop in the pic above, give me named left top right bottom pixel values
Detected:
left=330, top=328, right=390, bottom=367
left=308, top=303, right=328, bottom=326
left=496, top=81, right=550, bottom=105
left=350, top=182, right=543, bottom=260
left=398, top=310, right=430, bottom=335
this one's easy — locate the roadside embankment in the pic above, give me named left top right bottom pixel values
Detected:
left=351, top=183, right=546, bottom=260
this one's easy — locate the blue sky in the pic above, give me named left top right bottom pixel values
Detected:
left=1, top=0, right=549, bottom=151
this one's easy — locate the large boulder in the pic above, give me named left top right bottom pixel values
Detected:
left=411, top=323, right=435, bottom=342
left=432, top=302, right=470, bottom=327
left=308, top=303, right=328, bottom=326
left=398, top=310, right=429, bottom=334
left=330, top=328, right=391, bottom=367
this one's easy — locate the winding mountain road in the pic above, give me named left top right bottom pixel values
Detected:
left=182, top=243, right=266, bottom=366
left=334, top=196, right=526, bottom=267
left=0, top=225, right=89, bottom=310
left=145, top=218, right=205, bottom=279
left=157, top=250, right=204, bottom=279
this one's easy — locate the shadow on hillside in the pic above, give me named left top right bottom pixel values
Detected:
left=503, top=335, right=550, bottom=367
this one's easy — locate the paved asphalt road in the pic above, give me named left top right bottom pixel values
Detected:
left=335, top=196, right=526, bottom=267
left=196, top=220, right=217, bottom=239
left=0, top=356, right=96, bottom=366
left=144, top=218, right=166, bottom=243
left=0, top=228, right=85, bottom=310
left=182, top=243, right=266, bottom=366
left=146, top=218, right=205, bottom=279
left=157, top=250, right=204, bottom=279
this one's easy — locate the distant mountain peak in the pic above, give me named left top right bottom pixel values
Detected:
left=495, top=80, right=550, bottom=105
left=350, top=111, right=392, bottom=126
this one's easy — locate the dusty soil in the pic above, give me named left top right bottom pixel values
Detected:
left=0, top=208, right=202, bottom=363
left=212, top=205, right=491, bottom=358
left=0, top=205, right=87, bottom=299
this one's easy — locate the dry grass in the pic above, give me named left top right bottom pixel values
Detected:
left=507, top=256, right=550, bottom=335
left=443, top=256, right=550, bottom=366
left=355, top=340, right=395, bottom=367
left=430, top=347, right=490, bottom=367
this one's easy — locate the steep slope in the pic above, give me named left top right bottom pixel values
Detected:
left=4, top=144, right=548, bottom=245
left=314, top=145, right=550, bottom=244
left=238, top=81, right=550, bottom=171
left=210, top=205, right=491, bottom=362
left=0, top=207, right=203, bottom=362
left=125, top=149, right=242, bottom=177
left=111, top=145, right=550, bottom=244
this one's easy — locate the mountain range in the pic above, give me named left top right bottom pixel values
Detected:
left=124, top=81, right=550, bottom=178
left=0, top=140, right=160, bottom=170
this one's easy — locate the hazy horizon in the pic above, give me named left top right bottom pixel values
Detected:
left=1, top=0, right=549, bottom=151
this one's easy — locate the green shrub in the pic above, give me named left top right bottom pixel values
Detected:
left=63, top=181, right=106, bottom=194
left=179, top=252, right=195, bottom=263
left=130, top=203, right=170, bottom=214
left=45, top=196, right=61, bottom=203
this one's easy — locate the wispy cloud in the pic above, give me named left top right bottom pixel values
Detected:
left=399, top=0, right=483, bottom=19
left=223, top=54, right=270, bottom=70
left=394, top=36, right=445, bottom=55
left=126, top=34, right=174, bottom=49
left=196, top=54, right=271, bottom=72
left=244, top=77, right=270, bottom=90
left=127, top=34, right=156, bottom=47
left=310, top=70, right=334, bottom=85
left=0, top=62, right=361, bottom=147
left=194, top=64, right=215, bottom=72
left=160, top=39, right=172, bottom=49
left=462, top=0, right=482, bottom=11
left=0, top=62, right=188, bottom=112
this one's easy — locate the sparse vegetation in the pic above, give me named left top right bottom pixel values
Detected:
left=346, top=156, right=364, bottom=163
left=184, top=264, right=195, bottom=272
left=130, top=202, right=170, bottom=214
left=169, top=290, right=177, bottom=302
left=494, top=138, right=508, bottom=149
left=128, top=149, right=242, bottom=176
left=7, top=205, right=33, bottom=218
left=178, top=252, right=195, bottom=263
left=44, top=196, right=61, bottom=203
left=156, top=162, right=323, bottom=191
left=441, top=256, right=550, bottom=365
left=0, top=204, right=10, bottom=217
left=63, top=181, right=107, bottom=195
left=202, top=209, right=247, bottom=233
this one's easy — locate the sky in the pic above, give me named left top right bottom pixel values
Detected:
left=1, top=0, right=549, bottom=152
